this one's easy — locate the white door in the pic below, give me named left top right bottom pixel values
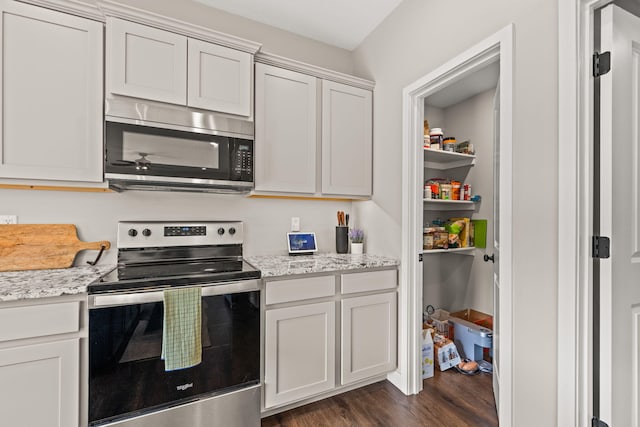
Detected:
left=341, top=292, right=397, bottom=385
left=321, top=80, right=372, bottom=197
left=107, top=17, right=187, bottom=105
left=254, top=63, right=317, bottom=194
left=0, top=0, right=103, bottom=182
left=187, top=39, right=252, bottom=117
left=598, top=5, right=640, bottom=425
left=491, top=84, right=501, bottom=411
left=264, top=301, right=335, bottom=408
left=0, top=339, right=79, bottom=427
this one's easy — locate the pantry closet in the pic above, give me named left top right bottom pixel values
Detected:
left=421, top=62, right=497, bottom=321
left=400, top=27, right=513, bottom=423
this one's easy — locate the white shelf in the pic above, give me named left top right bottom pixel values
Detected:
left=423, top=199, right=476, bottom=211
left=423, top=148, right=475, bottom=169
left=422, top=247, right=476, bottom=255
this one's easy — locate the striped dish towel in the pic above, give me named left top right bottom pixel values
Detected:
left=161, top=287, right=202, bottom=371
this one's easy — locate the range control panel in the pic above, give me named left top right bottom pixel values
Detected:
left=117, top=221, right=243, bottom=249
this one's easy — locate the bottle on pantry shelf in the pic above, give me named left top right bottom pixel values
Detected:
left=443, top=137, right=456, bottom=152
left=424, top=183, right=432, bottom=199
left=429, top=128, right=443, bottom=150
left=440, top=183, right=452, bottom=200
left=463, top=184, right=471, bottom=201
left=451, top=181, right=461, bottom=200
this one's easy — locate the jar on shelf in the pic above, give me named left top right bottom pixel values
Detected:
left=451, top=181, right=461, bottom=200
left=443, top=137, right=456, bottom=152
left=429, top=128, right=443, bottom=150
left=423, top=228, right=434, bottom=250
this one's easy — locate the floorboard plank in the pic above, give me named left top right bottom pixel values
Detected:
left=262, top=369, right=498, bottom=426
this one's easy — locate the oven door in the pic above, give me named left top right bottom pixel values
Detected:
left=88, top=280, right=260, bottom=426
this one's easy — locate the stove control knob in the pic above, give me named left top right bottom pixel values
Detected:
left=142, top=228, right=152, bottom=237
left=128, top=229, right=138, bottom=237
left=228, top=227, right=236, bottom=235
left=217, top=227, right=225, bottom=235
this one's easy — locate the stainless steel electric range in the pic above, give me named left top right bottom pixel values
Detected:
left=88, top=221, right=261, bottom=427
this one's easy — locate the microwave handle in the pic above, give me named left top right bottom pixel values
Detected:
left=90, top=279, right=260, bottom=308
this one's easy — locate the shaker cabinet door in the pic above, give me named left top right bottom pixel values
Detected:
left=107, top=17, right=187, bottom=105
left=187, top=39, right=252, bottom=116
left=264, top=301, right=335, bottom=408
left=341, top=292, right=397, bottom=385
left=0, top=339, right=79, bottom=427
left=0, top=1, right=103, bottom=182
left=321, top=80, right=372, bottom=197
left=254, top=63, right=318, bottom=193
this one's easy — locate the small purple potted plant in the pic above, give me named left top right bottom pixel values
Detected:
left=348, top=228, right=364, bottom=254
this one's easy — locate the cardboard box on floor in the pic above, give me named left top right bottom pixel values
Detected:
left=434, top=337, right=461, bottom=371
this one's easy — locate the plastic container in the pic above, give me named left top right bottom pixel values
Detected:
left=443, top=137, right=456, bottom=152
left=429, top=128, right=443, bottom=150
left=429, top=309, right=450, bottom=338
left=451, top=181, right=461, bottom=200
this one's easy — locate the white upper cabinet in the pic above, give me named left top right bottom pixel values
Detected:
left=0, top=0, right=103, bottom=182
left=322, top=80, right=373, bottom=196
left=188, top=39, right=252, bottom=116
left=254, top=63, right=317, bottom=193
left=107, top=17, right=187, bottom=105
left=107, top=17, right=252, bottom=117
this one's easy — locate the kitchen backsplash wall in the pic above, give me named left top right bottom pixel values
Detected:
left=2, top=189, right=352, bottom=265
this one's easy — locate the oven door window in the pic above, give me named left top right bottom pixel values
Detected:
left=88, top=291, right=259, bottom=425
left=105, top=122, right=236, bottom=180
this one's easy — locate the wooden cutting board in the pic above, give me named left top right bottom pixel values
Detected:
left=0, top=224, right=111, bottom=272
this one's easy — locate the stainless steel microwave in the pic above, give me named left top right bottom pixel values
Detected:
left=104, top=120, right=254, bottom=193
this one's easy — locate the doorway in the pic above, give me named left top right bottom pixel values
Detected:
left=398, top=25, right=514, bottom=425
left=560, top=1, right=640, bottom=426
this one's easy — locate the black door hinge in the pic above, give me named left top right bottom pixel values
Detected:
left=592, top=236, right=611, bottom=259
left=418, top=253, right=423, bottom=262
left=593, top=51, right=611, bottom=77
left=592, top=417, right=609, bottom=427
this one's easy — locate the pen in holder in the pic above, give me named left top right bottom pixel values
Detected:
left=336, top=226, right=349, bottom=254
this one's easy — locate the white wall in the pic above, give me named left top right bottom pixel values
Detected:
left=0, top=0, right=360, bottom=265
left=352, top=0, right=558, bottom=425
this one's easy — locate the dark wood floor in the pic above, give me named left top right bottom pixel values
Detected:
left=262, top=369, right=498, bottom=427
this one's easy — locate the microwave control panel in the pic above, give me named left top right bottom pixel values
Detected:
left=232, top=142, right=253, bottom=180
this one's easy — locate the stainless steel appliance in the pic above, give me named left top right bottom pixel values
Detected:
left=104, top=96, right=254, bottom=193
left=88, top=221, right=261, bottom=427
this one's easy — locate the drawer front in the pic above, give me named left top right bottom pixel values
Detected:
left=0, top=301, right=80, bottom=342
left=266, top=275, right=335, bottom=305
left=341, top=269, right=397, bottom=295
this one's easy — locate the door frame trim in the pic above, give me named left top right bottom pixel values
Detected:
left=398, top=24, right=514, bottom=424
left=558, top=1, right=610, bottom=425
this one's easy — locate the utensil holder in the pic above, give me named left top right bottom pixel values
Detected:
left=336, top=226, right=348, bottom=254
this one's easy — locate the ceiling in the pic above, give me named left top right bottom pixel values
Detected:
left=425, top=61, right=500, bottom=109
left=194, top=0, right=404, bottom=50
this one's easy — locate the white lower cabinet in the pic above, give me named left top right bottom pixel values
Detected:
left=263, top=269, right=398, bottom=411
left=0, top=339, right=79, bottom=427
left=341, top=292, right=397, bottom=385
left=264, top=301, right=335, bottom=408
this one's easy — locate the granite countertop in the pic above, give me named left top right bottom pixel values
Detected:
left=246, top=253, right=399, bottom=278
left=0, top=264, right=115, bottom=302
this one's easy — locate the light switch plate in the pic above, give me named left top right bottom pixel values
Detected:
left=0, top=215, right=17, bottom=224
left=291, top=217, right=300, bottom=232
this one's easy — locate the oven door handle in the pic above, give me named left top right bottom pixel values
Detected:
left=89, top=279, right=260, bottom=308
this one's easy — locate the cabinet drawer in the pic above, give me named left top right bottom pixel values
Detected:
left=341, top=270, right=397, bottom=295
left=266, top=276, right=335, bottom=305
left=0, top=301, right=79, bottom=342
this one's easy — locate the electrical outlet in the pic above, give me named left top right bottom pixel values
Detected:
left=291, top=217, right=300, bottom=232
left=0, top=215, right=17, bottom=224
